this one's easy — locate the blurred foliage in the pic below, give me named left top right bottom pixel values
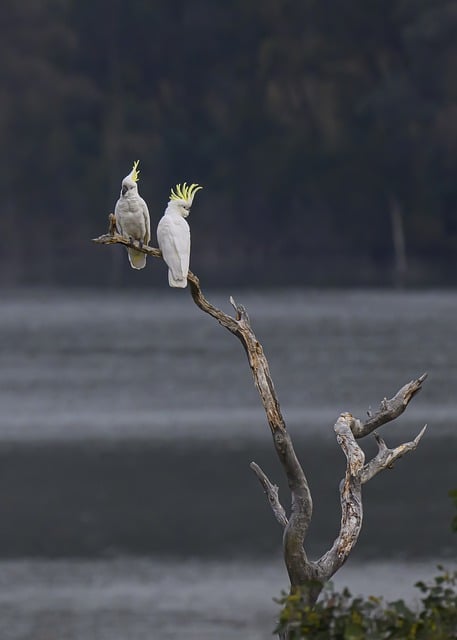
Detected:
left=1, top=0, right=457, bottom=285
left=275, top=568, right=457, bottom=639
left=276, top=494, right=457, bottom=638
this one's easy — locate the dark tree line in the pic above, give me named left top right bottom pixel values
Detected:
left=1, top=0, right=457, bottom=286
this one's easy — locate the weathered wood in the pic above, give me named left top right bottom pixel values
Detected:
left=316, top=413, right=366, bottom=579
left=188, top=291, right=315, bottom=588
left=351, top=373, right=427, bottom=438
left=250, top=462, right=288, bottom=528
left=93, top=229, right=163, bottom=259
left=94, top=224, right=315, bottom=591
left=361, top=425, right=427, bottom=484
left=317, top=415, right=427, bottom=582
left=94, top=222, right=428, bottom=621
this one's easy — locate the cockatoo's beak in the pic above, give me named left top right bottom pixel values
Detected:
left=122, top=185, right=128, bottom=196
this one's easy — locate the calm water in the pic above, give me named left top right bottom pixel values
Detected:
left=0, top=287, right=456, bottom=441
left=0, top=288, right=455, bottom=638
left=0, top=557, right=447, bottom=640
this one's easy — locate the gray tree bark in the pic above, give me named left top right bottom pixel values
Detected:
left=94, top=225, right=428, bottom=638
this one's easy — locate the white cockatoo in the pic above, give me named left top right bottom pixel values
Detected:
left=157, top=182, right=202, bottom=287
left=115, top=160, right=151, bottom=269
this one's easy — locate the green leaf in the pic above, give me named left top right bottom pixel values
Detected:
left=343, top=621, right=365, bottom=640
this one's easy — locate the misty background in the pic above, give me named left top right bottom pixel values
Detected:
left=0, top=2, right=456, bottom=639
left=2, top=0, right=457, bottom=287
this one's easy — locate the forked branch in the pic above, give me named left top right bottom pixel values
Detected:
left=317, top=412, right=426, bottom=581
left=361, top=425, right=427, bottom=484
left=94, top=222, right=428, bottom=612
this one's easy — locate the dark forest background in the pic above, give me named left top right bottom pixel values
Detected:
left=2, top=0, right=457, bottom=288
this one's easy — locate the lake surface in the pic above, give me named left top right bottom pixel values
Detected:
left=0, top=557, right=447, bottom=640
left=0, top=288, right=455, bottom=638
left=0, top=287, right=456, bottom=442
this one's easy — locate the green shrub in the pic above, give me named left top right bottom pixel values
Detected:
left=275, top=568, right=457, bottom=639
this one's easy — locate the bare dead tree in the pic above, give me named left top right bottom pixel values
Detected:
left=93, top=221, right=427, bottom=636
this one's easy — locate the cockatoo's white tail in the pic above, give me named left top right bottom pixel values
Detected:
left=168, top=270, right=187, bottom=287
left=128, top=248, right=147, bottom=270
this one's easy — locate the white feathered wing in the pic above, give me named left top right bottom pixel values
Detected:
left=115, top=197, right=150, bottom=270
left=157, top=214, right=190, bottom=287
left=128, top=198, right=150, bottom=269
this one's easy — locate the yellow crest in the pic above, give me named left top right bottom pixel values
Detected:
left=170, top=182, right=203, bottom=203
left=130, top=160, right=140, bottom=183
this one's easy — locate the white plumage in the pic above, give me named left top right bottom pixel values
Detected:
left=157, top=183, right=202, bottom=287
left=115, top=161, right=150, bottom=270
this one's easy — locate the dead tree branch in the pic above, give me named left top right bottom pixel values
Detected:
left=93, top=224, right=163, bottom=259
left=352, top=373, right=427, bottom=438
left=94, top=222, right=428, bottom=615
left=361, top=425, right=427, bottom=484
left=94, top=223, right=315, bottom=589
left=316, top=412, right=426, bottom=581
left=249, top=462, right=288, bottom=528
left=190, top=286, right=317, bottom=588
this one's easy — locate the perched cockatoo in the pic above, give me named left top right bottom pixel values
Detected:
left=157, top=182, right=202, bottom=287
left=115, top=160, right=151, bottom=270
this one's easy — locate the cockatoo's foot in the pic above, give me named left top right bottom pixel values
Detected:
left=138, top=239, right=144, bottom=249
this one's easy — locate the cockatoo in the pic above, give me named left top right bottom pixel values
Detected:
left=157, top=182, right=202, bottom=287
left=115, top=160, right=150, bottom=269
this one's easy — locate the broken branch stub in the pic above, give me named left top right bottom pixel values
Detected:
left=250, top=462, right=288, bottom=528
